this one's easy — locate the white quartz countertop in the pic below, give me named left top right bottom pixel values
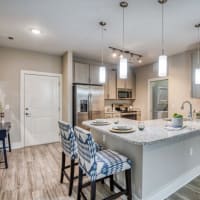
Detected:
left=82, top=118, right=200, bottom=145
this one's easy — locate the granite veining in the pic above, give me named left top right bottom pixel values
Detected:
left=82, top=118, right=200, bottom=145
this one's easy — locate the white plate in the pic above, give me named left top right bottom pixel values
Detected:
left=112, top=125, right=132, bottom=130
left=110, top=128, right=136, bottom=133
left=91, top=121, right=110, bottom=126
left=164, top=125, right=187, bottom=131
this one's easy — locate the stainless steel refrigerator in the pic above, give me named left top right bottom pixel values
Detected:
left=73, top=84, right=104, bottom=129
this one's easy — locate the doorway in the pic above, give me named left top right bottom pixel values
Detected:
left=21, top=71, right=62, bottom=147
left=148, top=78, right=168, bottom=120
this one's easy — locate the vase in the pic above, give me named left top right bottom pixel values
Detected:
left=172, top=117, right=183, bottom=128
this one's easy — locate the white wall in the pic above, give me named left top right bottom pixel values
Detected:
left=134, top=51, right=200, bottom=120
left=0, top=47, right=62, bottom=144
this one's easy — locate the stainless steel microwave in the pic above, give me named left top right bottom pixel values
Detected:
left=117, top=89, right=132, bottom=99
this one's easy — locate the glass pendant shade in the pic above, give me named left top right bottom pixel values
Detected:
left=195, top=68, right=200, bottom=84
left=158, top=55, right=167, bottom=77
left=99, top=66, right=106, bottom=83
left=120, top=57, right=128, bottom=79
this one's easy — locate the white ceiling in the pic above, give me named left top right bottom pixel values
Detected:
left=0, top=0, right=200, bottom=66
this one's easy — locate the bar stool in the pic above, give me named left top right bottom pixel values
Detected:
left=58, top=121, right=103, bottom=196
left=58, top=121, right=78, bottom=196
left=74, top=126, right=132, bottom=200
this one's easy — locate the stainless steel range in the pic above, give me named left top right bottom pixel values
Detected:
left=113, top=104, right=141, bottom=120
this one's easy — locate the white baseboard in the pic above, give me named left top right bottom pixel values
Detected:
left=12, top=142, right=23, bottom=149
left=145, top=165, right=200, bottom=200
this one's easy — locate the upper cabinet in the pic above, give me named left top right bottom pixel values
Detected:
left=74, top=61, right=136, bottom=99
left=90, top=65, right=101, bottom=85
left=104, top=69, right=117, bottom=99
left=74, top=62, right=90, bottom=84
left=74, top=62, right=101, bottom=85
left=191, top=51, right=200, bottom=98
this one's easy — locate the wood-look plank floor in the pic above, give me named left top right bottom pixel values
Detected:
left=166, top=177, right=200, bottom=200
left=1, top=142, right=200, bottom=200
left=0, top=143, right=119, bottom=200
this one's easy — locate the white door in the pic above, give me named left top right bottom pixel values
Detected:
left=24, top=74, right=60, bottom=146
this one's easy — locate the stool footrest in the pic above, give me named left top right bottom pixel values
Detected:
left=102, top=191, right=126, bottom=200
left=80, top=191, right=88, bottom=200
left=82, top=177, right=105, bottom=188
left=112, top=180, right=124, bottom=192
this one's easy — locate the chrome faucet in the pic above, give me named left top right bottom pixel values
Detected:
left=180, top=101, right=193, bottom=120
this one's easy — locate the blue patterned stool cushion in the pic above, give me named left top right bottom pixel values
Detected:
left=74, top=126, right=132, bottom=181
left=95, top=149, right=132, bottom=180
left=58, top=121, right=78, bottom=160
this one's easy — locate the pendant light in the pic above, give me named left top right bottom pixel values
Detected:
left=119, top=1, right=128, bottom=79
left=158, top=0, right=167, bottom=77
left=195, top=23, right=200, bottom=85
left=99, top=21, right=106, bottom=83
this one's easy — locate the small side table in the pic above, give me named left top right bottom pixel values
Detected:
left=0, top=122, right=11, bottom=152
left=0, top=129, right=8, bottom=168
left=0, top=122, right=11, bottom=168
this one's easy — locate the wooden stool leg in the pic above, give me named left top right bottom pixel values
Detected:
left=91, top=181, right=96, bottom=200
left=69, top=159, right=75, bottom=196
left=125, top=169, right=132, bottom=200
left=8, top=133, right=11, bottom=152
left=2, top=139, right=8, bottom=168
left=110, top=175, right=114, bottom=192
left=77, top=166, right=83, bottom=200
left=60, top=152, right=65, bottom=183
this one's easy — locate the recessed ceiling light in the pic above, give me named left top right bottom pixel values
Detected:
left=31, top=28, right=41, bottom=35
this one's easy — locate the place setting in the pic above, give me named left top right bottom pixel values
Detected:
left=109, top=124, right=136, bottom=134
left=90, top=119, right=111, bottom=126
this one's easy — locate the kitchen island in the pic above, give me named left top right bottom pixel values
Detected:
left=83, top=118, right=200, bottom=200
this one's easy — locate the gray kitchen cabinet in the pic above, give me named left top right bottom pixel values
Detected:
left=74, top=62, right=90, bottom=84
left=90, top=65, right=101, bottom=85
left=192, top=51, right=200, bottom=98
left=117, top=67, right=134, bottom=89
left=104, top=69, right=117, bottom=99
left=126, top=68, right=135, bottom=89
left=74, top=62, right=102, bottom=85
left=117, top=76, right=126, bottom=88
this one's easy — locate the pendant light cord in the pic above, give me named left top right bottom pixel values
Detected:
left=198, top=26, right=200, bottom=66
left=161, top=3, right=165, bottom=55
left=122, top=7, right=125, bottom=51
left=101, top=26, right=104, bottom=65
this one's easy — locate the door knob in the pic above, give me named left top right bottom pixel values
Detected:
left=25, top=112, right=31, bottom=117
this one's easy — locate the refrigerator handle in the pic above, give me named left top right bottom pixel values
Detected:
left=88, top=93, right=92, bottom=119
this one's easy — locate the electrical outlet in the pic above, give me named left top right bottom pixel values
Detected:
left=190, top=147, right=193, bottom=156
